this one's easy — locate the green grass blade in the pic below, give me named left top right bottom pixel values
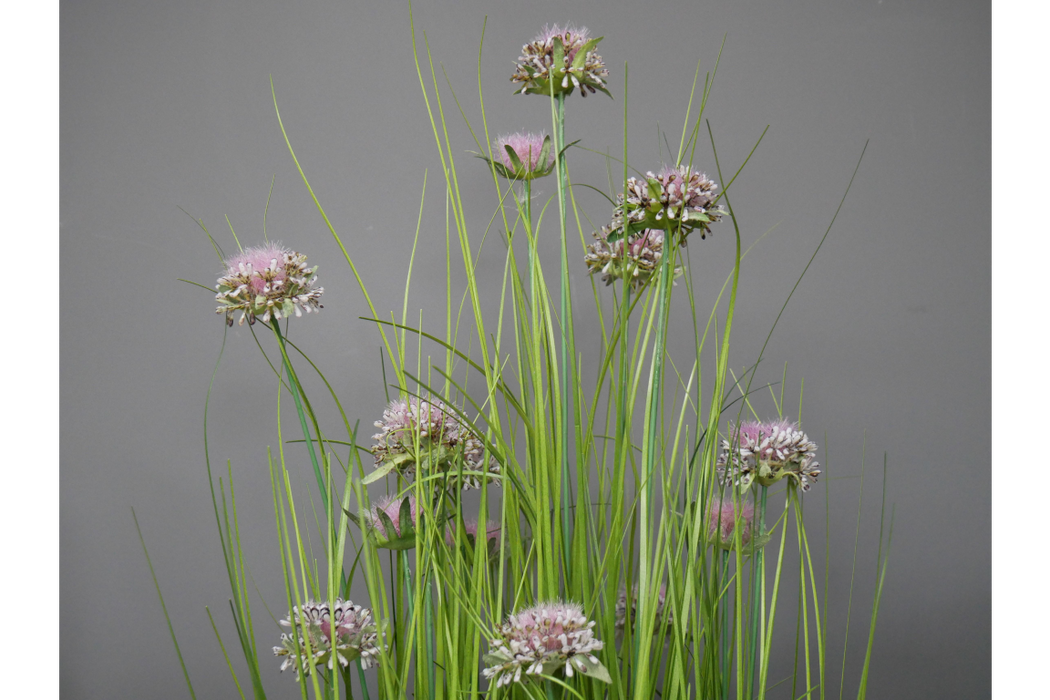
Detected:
left=132, top=508, right=198, bottom=700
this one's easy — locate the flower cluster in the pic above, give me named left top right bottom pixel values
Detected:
left=511, top=24, right=610, bottom=98
left=584, top=227, right=681, bottom=288
left=486, top=131, right=556, bottom=181
left=605, top=165, right=722, bottom=244
left=483, top=602, right=610, bottom=687
left=615, top=584, right=673, bottom=635
left=706, top=496, right=758, bottom=551
left=717, top=419, right=821, bottom=493
left=215, top=243, right=323, bottom=326
left=370, top=396, right=500, bottom=490
left=273, top=599, right=384, bottom=678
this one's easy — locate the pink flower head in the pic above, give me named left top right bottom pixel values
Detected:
left=606, top=165, right=723, bottom=243
left=706, top=497, right=756, bottom=549
left=584, top=226, right=681, bottom=289
left=370, top=396, right=501, bottom=491
left=483, top=601, right=609, bottom=687
left=215, top=242, right=323, bottom=326
left=717, top=419, right=821, bottom=492
left=492, top=131, right=554, bottom=180
left=273, top=599, right=384, bottom=678
left=367, top=494, right=418, bottom=539
left=511, top=24, right=609, bottom=98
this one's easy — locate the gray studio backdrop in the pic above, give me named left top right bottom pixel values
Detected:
left=61, top=1, right=989, bottom=698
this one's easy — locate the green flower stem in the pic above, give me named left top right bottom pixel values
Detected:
left=401, top=549, right=415, bottom=679
left=356, top=660, right=371, bottom=700
left=721, top=547, right=731, bottom=700
left=747, top=485, right=769, bottom=697
left=634, top=232, right=677, bottom=700
left=554, top=91, right=572, bottom=575
left=341, top=667, right=354, bottom=700
left=272, top=322, right=328, bottom=514
left=524, top=179, right=533, bottom=293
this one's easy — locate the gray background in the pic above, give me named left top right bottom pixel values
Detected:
left=61, top=0, right=989, bottom=698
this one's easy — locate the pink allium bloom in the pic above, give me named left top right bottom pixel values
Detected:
left=717, top=419, right=821, bottom=492
left=605, top=165, right=723, bottom=243
left=367, top=494, right=418, bottom=538
left=584, top=227, right=681, bottom=288
left=370, top=396, right=500, bottom=490
left=707, top=497, right=756, bottom=550
left=215, top=242, right=323, bottom=326
left=492, top=131, right=555, bottom=180
left=483, top=601, right=609, bottom=687
left=511, top=24, right=610, bottom=98
left=614, top=584, right=672, bottom=633
left=273, top=599, right=384, bottom=678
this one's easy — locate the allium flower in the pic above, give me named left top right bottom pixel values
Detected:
left=706, top=496, right=759, bottom=551
left=615, top=584, right=673, bottom=634
left=273, top=599, right=384, bottom=678
left=717, top=419, right=822, bottom=493
left=584, top=227, right=682, bottom=288
left=483, top=602, right=611, bottom=687
left=511, top=24, right=610, bottom=98
left=486, top=131, right=556, bottom=181
left=360, top=494, right=419, bottom=550
left=370, top=396, right=500, bottom=490
left=605, top=165, right=723, bottom=244
left=215, top=242, right=323, bottom=326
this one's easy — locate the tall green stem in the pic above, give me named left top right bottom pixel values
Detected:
left=633, top=236, right=676, bottom=700
left=748, top=486, right=769, bottom=697
left=554, top=92, right=572, bottom=574
left=721, top=547, right=731, bottom=700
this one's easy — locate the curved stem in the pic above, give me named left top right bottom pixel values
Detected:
left=272, top=322, right=327, bottom=514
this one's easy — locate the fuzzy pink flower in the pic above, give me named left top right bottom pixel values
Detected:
left=717, top=419, right=821, bottom=492
left=483, top=601, right=609, bottom=687
left=367, top=494, right=418, bottom=538
left=496, top=132, right=552, bottom=170
left=370, top=396, right=501, bottom=490
left=706, top=497, right=756, bottom=549
left=215, top=242, right=323, bottom=326
left=489, top=131, right=556, bottom=180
